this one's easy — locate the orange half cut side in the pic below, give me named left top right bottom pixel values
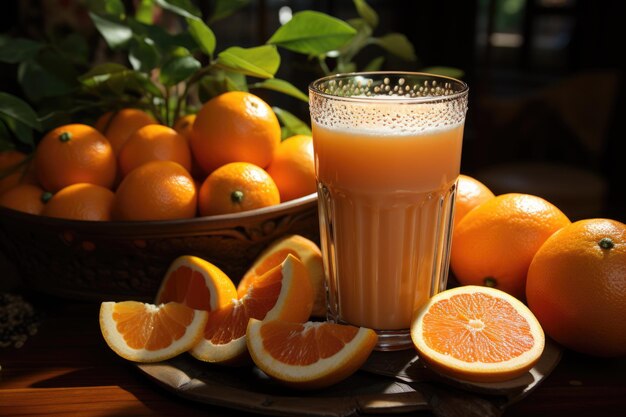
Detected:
left=411, top=285, right=545, bottom=383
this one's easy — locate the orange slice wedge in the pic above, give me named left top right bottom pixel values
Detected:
left=411, top=285, right=545, bottom=383
left=238, top=234, right=326, bottom=317
left=246, top=318, right=378, bottom=390
left=190, top=254, right=313, bottom=365
left=155, top=255, right=237, bottom=312
left=99, top=301, right=208, bottom=363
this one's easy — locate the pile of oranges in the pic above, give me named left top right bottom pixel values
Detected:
left=0, top=91, right=316, bottom=221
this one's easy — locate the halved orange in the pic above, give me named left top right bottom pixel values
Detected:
left=190, top=254, right=313, bottom=365
left=411, top=285, right=545, bottom=383
left=99, top=301, right=208, bottom=363
left=155, top=255, right=237, bottom=312
left=247, top=318, right=378, bottom=390
left=237, top=234, right=326, bottom=317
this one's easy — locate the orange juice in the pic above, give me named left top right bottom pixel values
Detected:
left=309, top=72, right=468, bottom=350
left=312, top=123, right=464, bottom=330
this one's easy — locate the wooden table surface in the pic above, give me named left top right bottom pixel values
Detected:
left=1, top=293, right=625, bottom=417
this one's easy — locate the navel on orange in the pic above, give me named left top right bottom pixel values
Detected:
left=155, top=255, right=237, bottom=312
left=190, top=254, right=313, bottom=365
left=190, top=91, right=281, bottom=173
left=411, top=285, right=545, bottom=383
left=526, top=218, right=626, bottom=357
left=237, top=234, right=326, bottom=317
left=247, top=319, right=377, bottom=390
left=99, top=301, right=208, bottom=363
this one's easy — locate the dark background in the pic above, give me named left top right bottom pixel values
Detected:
left=1, top=0, right=624, bottom=222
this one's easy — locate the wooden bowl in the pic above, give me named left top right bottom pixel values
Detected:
left=0, top=194, right=319, bottom=302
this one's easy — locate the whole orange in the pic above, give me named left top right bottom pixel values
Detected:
left=190, top=92, right=281, bottom=174
left=0, top=150, right=35, bottom=195
left=450, top=193, right=570, bottom=300
left=0, top=183, right=51, bottom=215
left=526, top=218, right=626, bottom=357
left=95, top=108, right=156, bottom=156
left=454, top=174, right=495, bottom=228
left=34, top=124, right=117, bottom=192
left=112, top=160, right=197, bottom=221
left=43, top=183, right=115, bottom=221
left=198, top=162, right=280, bottom=216
left=266, top=135, right=316, bottom=202
left=118, top=124, right=192, bottom=178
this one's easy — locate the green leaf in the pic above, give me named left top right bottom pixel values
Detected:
left=251, top=79, right=308, bottom=102
left=80, top=63, right=128, bottom=81
left=199, top=70, right=248, bottom=101
left=17, top=60, right=76, bottom=102
left=160, top=55, right=201, bottom=86
left=55, top=33, right=90, bottom=66
left=1, top=117, right=35, bottom=148
left=216, top=45, right=280, bottom=79
left=0, top=36, right=42, bottom=64
left=86, top=0, right=126, bottom=18
left=353, top=0, right=378, bottom=28
left=80, top=65, right=162, bottom=97
left=421, top=66, right=465, bottom=80
left=186, top=18, right=216, bottom=58
left=89, top=12, right=133, bottom=49
left=363, top=56, right=385, bottom=71
left=129, top=37, right=160, bottom=72
left=273, top=106, right=311, bottom=140
left=267, top=11, right=357, bottom=55
left=154, top=0, right=201, bottom=19
left=0, top=93, right=42, bottom=131
left=209, top=0, right=250, bottom=24
left=0, top=120, right=14, bottom=150
left=373, top=33, right=417, bottom=61
left=135, top=0, right=154, bottom=24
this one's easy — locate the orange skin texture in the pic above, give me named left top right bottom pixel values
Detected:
left=43, top=183, right=115, bottom=221
left=95, top=108, right=157, bottom=156
left=0, top=183, right=49, bottom=215
left=112, top=160, right=197, bottom=221
left=190, top=91, right=281, bottom=174
left=526, top=218, right=626, bottom=357
left=454, top=174, right=495, bottom=228
left=198, top=162, right=280, bottom=216
left=34, top=124, right=117, bottom=192
left=266, top=135, right=316, bottom=202
left=451, top=193, right=570, bottom=300
left=118, top=124, right=192, bottom=178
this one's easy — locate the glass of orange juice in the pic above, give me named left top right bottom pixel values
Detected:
left=308, top=72, right=468, bottom=350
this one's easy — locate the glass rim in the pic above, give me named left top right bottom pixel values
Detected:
left=308, top=71, right=469, bottom=104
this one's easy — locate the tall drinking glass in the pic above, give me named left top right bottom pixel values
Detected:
left=308, top=72, right=468, bottom=350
